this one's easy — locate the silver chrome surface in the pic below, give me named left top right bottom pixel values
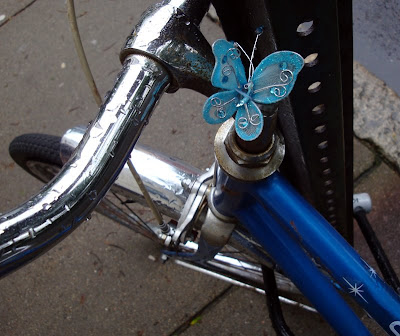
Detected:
left=25, top=161, right=61, bottom=183
left=172, top=166, right=214, bottom=245
left=214, top=119, right=285, bottom=181
left=60, top=125, right=300, bottom=294
left=61, top=126, right=284, bottom=283
left=201, top=208, right=236, bottom=247
left=61, top=126, right=201, bottom=220
left=0, top=55, right=170, bottom=277
left=60, top=125, right=87, bottom=165
left=120, top=0, right=215, bottom=96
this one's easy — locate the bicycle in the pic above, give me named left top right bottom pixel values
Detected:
left=0, top=0, right=400, bottom=334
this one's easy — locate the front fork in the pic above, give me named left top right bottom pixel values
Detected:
left=209, top=120, right=400, bottom=335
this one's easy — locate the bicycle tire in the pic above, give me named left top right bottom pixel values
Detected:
left=8, top=133, right=299, bottom=295
left=9, top=134, right=63, bottom=183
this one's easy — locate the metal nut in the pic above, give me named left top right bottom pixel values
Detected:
left=214, top=119, right=285, bottom=181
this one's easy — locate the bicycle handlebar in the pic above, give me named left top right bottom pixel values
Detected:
left=0, top=0, right=216, bottom=278
left=0, top=55, right=170, bottom=277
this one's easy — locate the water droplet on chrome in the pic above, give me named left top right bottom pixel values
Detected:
left=90, top=121, right=104, bottom=138
left=42, top=203, right=51, bottom=211
left=29, top=228, right=36, bottom=238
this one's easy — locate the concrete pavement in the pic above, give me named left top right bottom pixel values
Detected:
left=353, top=0, right=400, bottom=97
left=0, top=1, right=399, bottom=335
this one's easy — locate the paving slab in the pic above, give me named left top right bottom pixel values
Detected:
left=353, top=0, right=400, bottom=96
left=0, top=215, right=230, bottom=335
left=354, top=61, right=400, bottom=172
left=0, top=0, right=34, bottom=27
left=353, top=137, right=376, bottom=180
left=182, top=287, right=335, bottom=336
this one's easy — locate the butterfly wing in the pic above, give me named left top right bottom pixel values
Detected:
left=235, top=100, right=264, bottom=141
left=251, top=51, right=304, bottom=104
left=211, top=40, right=248, bottom=91
left=203, top=90, right=240, bottom=124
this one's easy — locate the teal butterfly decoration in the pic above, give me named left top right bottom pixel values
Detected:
left=203, top=39, right=304, bottom=141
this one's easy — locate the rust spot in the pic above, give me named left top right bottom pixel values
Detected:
left=221, top=184, right=241, bottom=196
left=1, top=162, right=15, bottom=169
left=290, top=220, right=299, bottom=234
left=80, top=294, right=85, bottom=305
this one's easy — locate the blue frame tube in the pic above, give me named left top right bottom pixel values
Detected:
left=236, top=202, right=371, bottom=335
left=212, top=169, right=400, bottom=335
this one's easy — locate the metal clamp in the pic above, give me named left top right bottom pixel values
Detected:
left=170, top=165, right=214, bottom=246
left=120, top=0, right=215, bottom=96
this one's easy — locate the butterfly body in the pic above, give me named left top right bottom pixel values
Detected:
left=203, top=39, right=304, bottom=141
left=235, top=82, right=254, bottom=107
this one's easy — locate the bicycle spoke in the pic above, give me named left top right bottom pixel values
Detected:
left=98, top=193, right=159, bottom=241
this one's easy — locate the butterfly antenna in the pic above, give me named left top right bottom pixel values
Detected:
left=234, top=42, right=253, bottom=82
left=249, top=27, right=264, bottom=79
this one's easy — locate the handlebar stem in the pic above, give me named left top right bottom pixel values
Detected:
left=120, top=0, right=216, bottom=96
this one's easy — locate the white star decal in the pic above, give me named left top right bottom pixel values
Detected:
left=343, top=277, right=368, bottom=303
left=362, top=259, right=377, bottom=278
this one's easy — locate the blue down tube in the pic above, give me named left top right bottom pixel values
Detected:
left=235, top=201, right=370, bottom=335
left=213, top=169, right=400, bottom=335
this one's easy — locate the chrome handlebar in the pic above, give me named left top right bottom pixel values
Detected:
left=0, top=55, right=170, bottom=277
left=0, top=0, right=215, bottom=278
left=60, top=126, right=202, bottom=221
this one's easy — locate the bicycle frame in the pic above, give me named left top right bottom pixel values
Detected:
left=211, top=163, right=400, bottom=335
left=1, top=0, right=399, bottom=334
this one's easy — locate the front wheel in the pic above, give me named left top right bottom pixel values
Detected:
left=9, top=133, right=63, bottom=183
